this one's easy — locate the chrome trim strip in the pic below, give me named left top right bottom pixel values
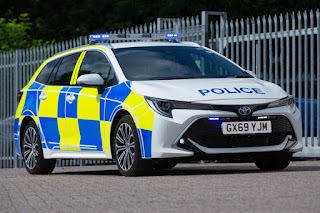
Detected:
left=187, top=136, right=290, bottom=154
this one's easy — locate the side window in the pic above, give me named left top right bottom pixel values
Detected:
left=51, top=53, right=81, bottom=85
left=36, top=59, right=59, bottom=84
left=46, top=59, right=62, bottom=85
left=78, top=51, right=118, bottom=87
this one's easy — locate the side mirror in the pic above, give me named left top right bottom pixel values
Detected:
left=77, top=74, right=104, bottom=87
left=246, top=70, right=256, bottom=78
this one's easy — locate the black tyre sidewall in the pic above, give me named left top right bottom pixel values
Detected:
left=153, top=160, right=177, bottom=170
left=253, top=151, right=293, bottom=170
left=22, top=121, right=56, bottom=174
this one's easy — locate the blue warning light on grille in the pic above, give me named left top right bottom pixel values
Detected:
left=209, top=117, right=220, bottom=121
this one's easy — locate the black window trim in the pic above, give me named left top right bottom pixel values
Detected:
left=35, top=51, right=82, bottom=86
left=76, top=49, right=119, bottom=88
left=35, top=58, right=60, bottom=85
left=45, top=58, right=62, bottom=85
left=34, top=49, right=119, bottom=88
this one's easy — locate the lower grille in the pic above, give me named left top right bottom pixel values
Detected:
left=180, top=116, right=294, bottom=149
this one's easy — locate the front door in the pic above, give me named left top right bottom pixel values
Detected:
left=66, top=50, right=118, bottom=152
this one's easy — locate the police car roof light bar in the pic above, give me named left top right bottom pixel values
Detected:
left=89, top=33, right=180, bottom=43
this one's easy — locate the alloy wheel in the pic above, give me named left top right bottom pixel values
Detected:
left=115, top=123, right=135, bottom=171
left=23, top=126, right=39, bottom=169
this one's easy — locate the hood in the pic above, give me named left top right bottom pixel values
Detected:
left=131, top=78, right=288, bottom=105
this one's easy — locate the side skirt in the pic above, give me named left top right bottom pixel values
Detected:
left=42, top=148, right=112, bottom=160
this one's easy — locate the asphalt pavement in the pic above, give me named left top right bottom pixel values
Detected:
left=1, top=161, right=320, bottom=213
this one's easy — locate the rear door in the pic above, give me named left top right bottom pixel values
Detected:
left=37, top=53, right=81, bottom=151
left=49, top=52, right=83, bottom=151
left=36, top=58, right=65, bottom=150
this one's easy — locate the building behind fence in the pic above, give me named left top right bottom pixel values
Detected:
left=0, top=9, right=319, bottom=168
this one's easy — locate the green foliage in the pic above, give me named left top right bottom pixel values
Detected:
left=0, top=13, right=31, bottom=51
left=0, top=13, right=52, bottom=51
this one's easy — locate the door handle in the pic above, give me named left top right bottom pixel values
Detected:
left=39, top=92, right=47, bottom=101
left=66, top=94, right=75, bottom=104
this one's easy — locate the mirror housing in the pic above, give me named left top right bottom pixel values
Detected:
left=77, top=74, right=104, bottom=87
left=246, top=70, right=256, bottom=78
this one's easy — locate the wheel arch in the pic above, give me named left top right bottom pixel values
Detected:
left=109, top=108, right=143, bottom=159
left=110, top=109, right=131, bottom=159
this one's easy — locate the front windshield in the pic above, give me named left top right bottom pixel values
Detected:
left=113, top=46, right=249, bottom=81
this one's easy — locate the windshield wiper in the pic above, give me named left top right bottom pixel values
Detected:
left=150, top=76, right=197, bottom=80
left=226, top=74, right=253, bottom=78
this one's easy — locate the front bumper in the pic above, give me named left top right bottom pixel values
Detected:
left=150, top=105, right=302, bottom=158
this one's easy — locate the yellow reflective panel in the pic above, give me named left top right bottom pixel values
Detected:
left=77, top=88, right=100, bottom=120
left=100, top=120, right=105, bottom=150
left=57, top=118, right=68, bottom=150
left=103, top=121, right=111, bottom=153
left=123, top=91, right=145, bottom=109
left=121, top=105, right=140, bottom=129
left=138, top=110, right=155, bottom=131
left=15, top=91, right=27, bottom=118
left=70, top=52, right=86, bottom=85
left=133, top=102, right=150, bottom=118
left=38, top=86, right=63, bottom=118
left=66, top=118, right=81, bottom=151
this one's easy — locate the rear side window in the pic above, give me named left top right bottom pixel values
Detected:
left=50, top=53, right=81, bottom=85
left=78, top=51, right=118, bottom=87
left=36, top=59, right=59, bottom=84
left=46, top=59, right=62, bottom=85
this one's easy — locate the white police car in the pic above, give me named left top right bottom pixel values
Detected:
left=14, top=33, right=302, bottom=176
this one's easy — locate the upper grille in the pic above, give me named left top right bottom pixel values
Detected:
left=180, top=116, right=294, bottom=149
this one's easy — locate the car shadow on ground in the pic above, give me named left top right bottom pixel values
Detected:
left=50, top=163, right=320, bottom=177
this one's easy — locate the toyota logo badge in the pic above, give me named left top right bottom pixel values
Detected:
left=238, top=106, right=252, bottom=115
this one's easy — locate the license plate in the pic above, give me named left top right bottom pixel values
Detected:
left=222, top=121, right=272, bottom=135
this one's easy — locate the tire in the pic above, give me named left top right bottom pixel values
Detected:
left=112, top=115, right=152, bottom=176
left=21, top=121, right=56, bottom=174
left=252, top=151, right=293, bottom=170
left=153, top=160, right=177, bottom=170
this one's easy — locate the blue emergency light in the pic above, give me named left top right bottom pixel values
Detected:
left=209, top=117, right=220, bottom=121
left=166, top=33, right=179, bottom=37
left=89, top=33, right=180, bottom=43
left=89, top=34, right=110, bottom=40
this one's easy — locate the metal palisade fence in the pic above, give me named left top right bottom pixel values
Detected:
left=209, top=10, right=320, bottom=157
left=0, top=9, right=319, bottom=168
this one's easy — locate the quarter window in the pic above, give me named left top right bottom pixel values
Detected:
left=78, top=51, right=118, bottom=87
left=36, top=59, right=60, bottom=84
left=46, top=59, right=62, bottom=85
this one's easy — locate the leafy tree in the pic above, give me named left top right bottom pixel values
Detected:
left=0, top=13, right=32, bottom=51
left=0, top=13, right=49, bottom=51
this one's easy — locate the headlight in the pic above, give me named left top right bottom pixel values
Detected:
left=145, top=97, right=212, bottom=118
left=267, top=95, right=296, bottom=113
